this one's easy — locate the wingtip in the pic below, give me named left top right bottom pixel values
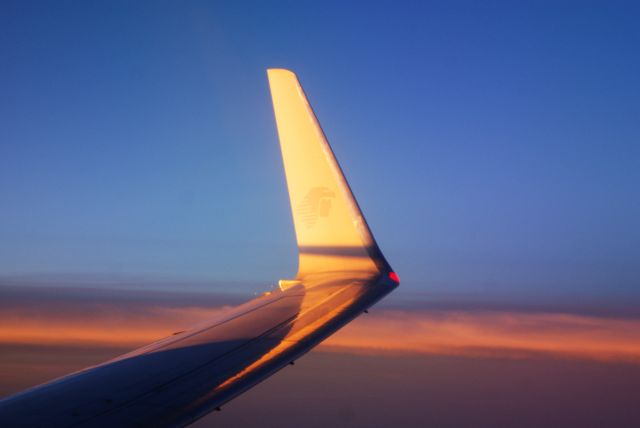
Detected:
left=267, top=68, right=297, bottom=79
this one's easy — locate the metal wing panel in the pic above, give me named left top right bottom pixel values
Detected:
left=0, top=275, right=395, bottom=428
left=0, top=292, right=304, bottom=427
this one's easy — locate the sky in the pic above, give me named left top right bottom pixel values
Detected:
left=2, top=3, right=640, bottom=426
left=2, top=0, right=640, bottom=298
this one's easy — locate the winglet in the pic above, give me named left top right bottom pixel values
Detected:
left=267, top=69, right=390, bottom=278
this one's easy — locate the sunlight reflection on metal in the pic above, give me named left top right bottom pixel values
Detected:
left=268, top=69, right=390, bottom=277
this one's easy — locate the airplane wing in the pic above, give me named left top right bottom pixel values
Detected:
left=0, top=69, right=399, bottom=428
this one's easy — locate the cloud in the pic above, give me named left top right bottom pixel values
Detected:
left=1, top=286, right=639, bottom=364
left=322, top=309, right=640, bottom=363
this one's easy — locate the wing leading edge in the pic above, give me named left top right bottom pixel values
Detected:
left=0, top=69, right=399, bottom=427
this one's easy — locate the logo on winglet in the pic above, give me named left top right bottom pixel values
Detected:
left=297, top=187, right=335, bottom=229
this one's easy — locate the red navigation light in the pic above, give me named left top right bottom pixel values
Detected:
left=388, top=271, right=400, bottom=284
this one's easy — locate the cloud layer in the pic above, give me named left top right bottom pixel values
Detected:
left=1, top=285, right=639, bottom=364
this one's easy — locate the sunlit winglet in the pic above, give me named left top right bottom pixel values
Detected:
left=267, top=68, right=391, bottom=277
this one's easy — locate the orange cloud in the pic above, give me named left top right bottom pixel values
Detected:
left=0, top=306, right=232, bottom=347
left=322, top=310, right=640, bottom=363
left=1, top=302, right=639, bottom=364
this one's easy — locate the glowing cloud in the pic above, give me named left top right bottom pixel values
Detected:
left=1, top=297, right=639, bottom=364
left=322, top=310, right=640, bottom=363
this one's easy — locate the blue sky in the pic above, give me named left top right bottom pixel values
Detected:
left=1, top=1, right=639, bottom=296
